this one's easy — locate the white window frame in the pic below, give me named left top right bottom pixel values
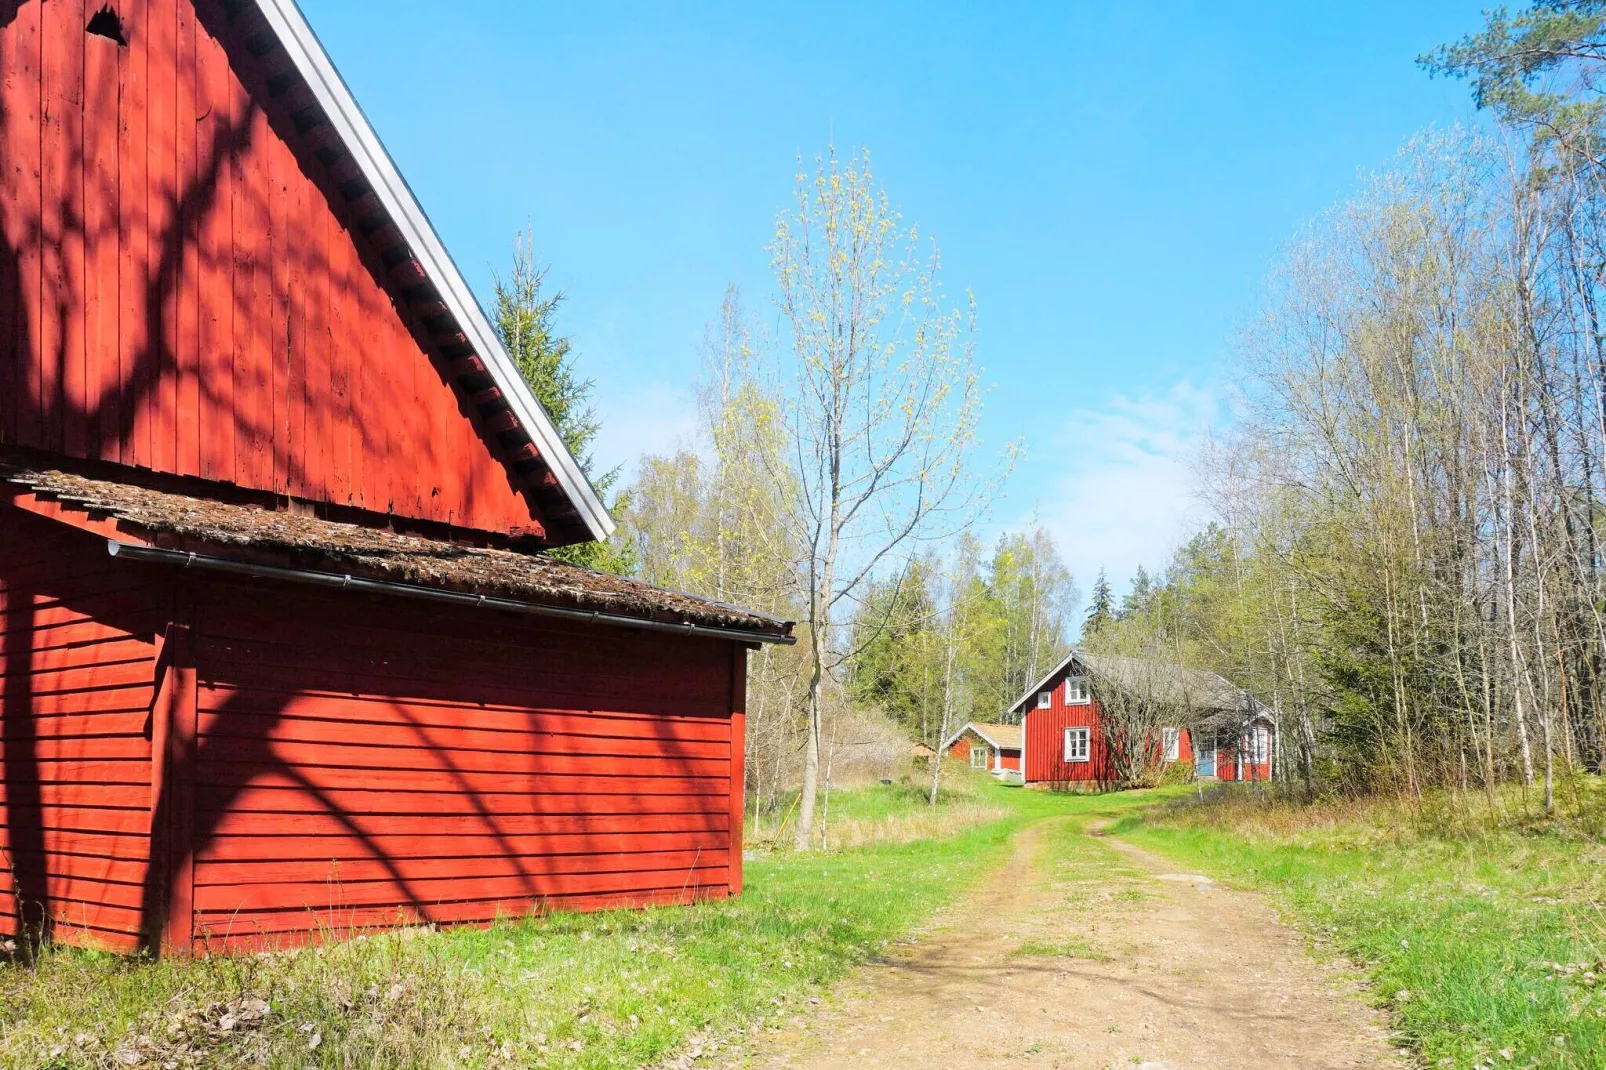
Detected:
left=1063, top=726, right=1090, bottom=763
left=1064, top=676, right=1091, bottom=705
left=1162, top=727, right=1180, bottom=762
left=970, top=742, right=990, bottom=769
left=1036, top=690, right=1051, bottom=709
left=1250, top=725, right=1270, bottom=764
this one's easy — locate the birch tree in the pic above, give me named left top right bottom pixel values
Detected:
left=770, top=148, right=1011, bottom=849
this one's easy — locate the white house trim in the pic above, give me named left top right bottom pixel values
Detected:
left=1019, top=711, right=1027, bottom=783
left=941, top=723, right=1015, bottom=753
left=252, top=0, right=615, bottom=542
left=1007, top=651, right=1081, bottom=716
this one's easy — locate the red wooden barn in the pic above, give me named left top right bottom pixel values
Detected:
left=956, top=650, right=1275, bottom=788
left=0, top=0, right=794, bottom=955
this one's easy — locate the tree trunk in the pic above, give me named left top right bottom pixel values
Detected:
left=794, top=628, right=825, bottom=850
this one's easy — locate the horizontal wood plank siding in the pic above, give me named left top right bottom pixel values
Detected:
left=187, top=577, right=739, bottom=950
left=0, top=510, right=158, bottom=952
left=0, top=1, right=538, bottom=536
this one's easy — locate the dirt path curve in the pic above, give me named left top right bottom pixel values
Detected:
left=729, top=817, right=1406, bottom=1070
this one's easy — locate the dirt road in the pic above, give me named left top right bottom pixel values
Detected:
left=730, top=817, right=1405, bottom=1070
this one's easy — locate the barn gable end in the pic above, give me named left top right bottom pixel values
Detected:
left=0, top=0, right=605, bottom=544
left=0, top=0, right=795, bottom=959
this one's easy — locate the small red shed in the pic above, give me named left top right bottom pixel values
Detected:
left=943, top=722, right=1021, bottom=777
left=1006, top=650, right=1275, bottom=788
left=0, top=0, right=793, bottom=955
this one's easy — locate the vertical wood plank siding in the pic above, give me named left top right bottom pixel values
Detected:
left=1023, top=680, right=1111, bottom=785
left=0, top=511, right=159, bottom=952
left=185, top=577, right=739, bottom=952
left=0, top=0, right=538, bottom=535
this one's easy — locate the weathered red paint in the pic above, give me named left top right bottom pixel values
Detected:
left=0, top=0, right=543, bottom=537
left=0, top=512, right=159, bottom=953
left=1, top=503, right=748, bottom=953
left=0, top=0, right=756, bottom=955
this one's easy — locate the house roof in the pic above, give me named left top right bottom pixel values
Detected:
left=239, top=0, right=611, bottom=545
left=946, top=722, right=1023, bottom=751
left=1010, top=648, right=1270, bottom=722
left=2, top=465, right=794, bottom=644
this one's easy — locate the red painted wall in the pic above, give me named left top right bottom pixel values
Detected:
left=0, top=509, right=159, bottom=952
left=2, top=500, right=750, bottom=954
left=1020, top=669, right=1197, bottom=785
left=1020, top=668, right=1103, bottom=783
left=1172, top=728, right=1195, bottom=766
left=1212, top=726, right=1273, bottom=782
left=947, top=733, right=1019, bottom=772
left=179, top=574, right=744, bottom=951
left=1024, top=702, right=1107, bottom=784
left=0, top=0, right=539, bottom=536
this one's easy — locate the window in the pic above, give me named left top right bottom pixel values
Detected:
left=1162, top=727, right=1180, bottom=762
left=1036, top=691, right=1051, bottom=709
left=1250, top=726, right=1270, bottom=764
left=1063, top=726, right=1090, bottom=763
left=1064, top=676, right=1090, bottom=704
left=970, top=743, right=990, bottom=769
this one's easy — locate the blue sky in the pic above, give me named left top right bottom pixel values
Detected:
left=301, top=0, right=1487, bottom=601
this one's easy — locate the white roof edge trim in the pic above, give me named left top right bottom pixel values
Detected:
left=252, top=0, right=615, bottom=543
left=941, top=722, right=1009, bottom=752
left=1006, top=651, right=1080, bottom=716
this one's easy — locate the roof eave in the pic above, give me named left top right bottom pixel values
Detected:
left=107, top=539, right=792, bottom=644
left=1006, top=650, right=1080, bottom=715
left=253, top=0, right=615, bottom=545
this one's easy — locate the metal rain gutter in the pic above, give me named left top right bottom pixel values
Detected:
left=106, top=540, right=796, bottom=646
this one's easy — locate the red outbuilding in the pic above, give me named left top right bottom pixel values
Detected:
left=0, top=0, right=793, bottom=955
left=944, top=722, right=1022, bottom=777
left=998, top=650, right=1276, bottom=788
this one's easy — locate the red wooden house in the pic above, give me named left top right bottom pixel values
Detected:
left=943, top=722, right=1021, bottom=778
left=0, top=0, right=793, bottom=955
left=998, top=650, right=1275, bottom=788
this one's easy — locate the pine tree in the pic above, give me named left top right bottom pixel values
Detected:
left=492, top=231, right=634, bottom=573
left=1084, top=568, right=1115, bottom=638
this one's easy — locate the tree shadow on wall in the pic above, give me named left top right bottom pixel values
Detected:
left=0, top=0, right=724, bottom=960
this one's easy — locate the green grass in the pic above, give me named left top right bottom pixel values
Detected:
left=1010, top=936, right=1110, bottom=961
left=1114, top=785, right=1606, bottom=1070
left=0, top=772, right=1147, bottom=1070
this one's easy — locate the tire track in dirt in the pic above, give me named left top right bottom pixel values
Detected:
left=724, top=816, right=1407, bottom=1069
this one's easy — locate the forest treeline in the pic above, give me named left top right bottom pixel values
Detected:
left=1095, top=5, right=1606, bottom=805
left=499, top=3, right=1606, bottom=833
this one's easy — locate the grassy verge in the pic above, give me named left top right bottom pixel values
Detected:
left=2, top=770, right=1086, bottom=1070
left=1114, top=783, right=1606, bottom=1070
left=750, top=775, right=1013, bottom=850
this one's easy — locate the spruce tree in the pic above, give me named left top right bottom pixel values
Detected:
left=1084, top=568, right=1115, bottom=639
left=491, top=232, right=634, bottom=573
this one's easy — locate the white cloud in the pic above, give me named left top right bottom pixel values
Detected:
left=591, top=380, right=700, bottom=483
left=1031, top=380, right=1220, bottom=605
